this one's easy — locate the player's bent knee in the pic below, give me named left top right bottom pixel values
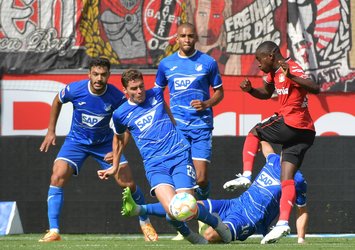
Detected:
left=50, top=162, right=73, bottom=186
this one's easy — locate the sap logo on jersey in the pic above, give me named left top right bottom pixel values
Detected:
left=82, top=114, right=104, bottom=127
left=256, top=172, right=279, bottom=187
left=135, top=110, right=156, bottom=131
left=174, top=77, right=196, bottom=90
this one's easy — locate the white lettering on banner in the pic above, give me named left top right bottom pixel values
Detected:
left=1, top=80, right=72, bottom=135
left=225, top=0, right=282, bottom=54
left=213, top=112, right=237, bottom=136
left=314, top=112, right=355, bottom=136
left=144, top=0, right=181, bottom=40
left=1, top=79, right=355, bottom=136
left=0, top=0, right=75, bottom=53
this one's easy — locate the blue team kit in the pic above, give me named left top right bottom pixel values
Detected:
left=56, top=80, right=127, bottom=174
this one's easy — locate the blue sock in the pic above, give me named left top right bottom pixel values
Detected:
left=195, top=182, right=211, bottom=200
left=143, top=203, right=166, bottom=217
left=131, top=185, right=148, bottom=221
left=196, top=203, right=218, bottom=228
left=47, top=186, right=63, bottom=231
left=165, top=214, right=190, bottom=236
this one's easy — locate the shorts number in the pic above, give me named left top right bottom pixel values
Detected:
left=186, top=165, right=196, bottom=179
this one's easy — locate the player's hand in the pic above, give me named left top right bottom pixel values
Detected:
left=240, top=78, right=252, bottom=92
left=278, top=60, right=290, bottom=77
left=104, top=152, right=113, bottom=164
left=97, top=166, right=118, bottom=180
left=39, top=132, right=56, bottom=152
left=190, top=100, right=207, bottom=111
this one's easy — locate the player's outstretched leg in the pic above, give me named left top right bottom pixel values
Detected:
left=223, top=173, right=251, bottom=191
left=213, top=213, right=232, bottom=243
left=121, top=187, right=139, bottom=216
left=185, top=231, right=208, bottom=244
left=166, top=215, right=207, bottom=244
left=260, top=224, right=290, bottom=244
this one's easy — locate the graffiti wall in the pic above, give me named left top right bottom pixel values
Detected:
left=0, top=0, right=354, bottom=92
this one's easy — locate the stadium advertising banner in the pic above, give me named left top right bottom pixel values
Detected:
left=0, top=0, right=354, bottom=92
left=1, top=73, right=355, bottom=136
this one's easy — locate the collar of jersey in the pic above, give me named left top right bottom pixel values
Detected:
left=127, top=99, right=139, bottom=106
left=177, top=49, right=197, bottom=59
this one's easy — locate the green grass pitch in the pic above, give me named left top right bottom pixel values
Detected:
left=1, top=234, right=355, bottom=250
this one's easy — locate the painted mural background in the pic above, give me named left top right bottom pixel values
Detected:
left=0, top=0, right=354, bottom=92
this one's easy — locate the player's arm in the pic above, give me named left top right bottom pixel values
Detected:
left=164, top=101, right=176, bottom=125
left=289, top=75, right=319, bottom=94
left=240, top=78, right=275, bottom=99
left=98, top=133, right=125, bottom=180
left=104, top=130, right=131, bottom=164
left=296, top=205, right=308, bottom=243
left=278, top=60, right=320, bottom=94
left=191, top=86, right=224, bottom=111
left=39, top=94, right=63, bottom=152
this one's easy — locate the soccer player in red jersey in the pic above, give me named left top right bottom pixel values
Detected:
left=223, top=41, right=319, bottom=244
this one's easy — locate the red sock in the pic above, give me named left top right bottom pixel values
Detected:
left=279, top=179, right=296, bottom=221
left=242, top=133, right=260, bottom=172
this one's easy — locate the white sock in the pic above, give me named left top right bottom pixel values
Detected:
left=276, top=220, right=288, bottom=226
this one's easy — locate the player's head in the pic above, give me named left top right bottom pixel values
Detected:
left=255, top=41, right=282, bottom=73
left=89, top=57, right=111, bottom=71
left=121, top=69, right=146, bottom=104
left=176, top=23, right=197, bottom=57
left=88, top=57, right=111, bottom=94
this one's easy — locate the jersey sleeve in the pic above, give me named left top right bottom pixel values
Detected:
left=58, top=84, right=73, bottom=104
left=152, top=87, right=164, bottom=102
left=155, top=61, right=168, bottom=88
left=209, top=59, right=223, bottom=89
left=289, top=61, right=309, bottom=79
left=111, top=110, right=127, bottom=135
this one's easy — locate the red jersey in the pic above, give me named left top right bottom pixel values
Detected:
left=265, top=58, right=315, bottom=131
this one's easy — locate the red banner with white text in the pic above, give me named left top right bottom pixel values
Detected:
left=2, top=73, right=354, bottom=136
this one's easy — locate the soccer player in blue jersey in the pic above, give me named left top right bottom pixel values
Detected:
left=203, top=141, right=308, bottom=244
left=98, top=69, right=231, bottom=244
left=155, top=23, right=224, bottom=204
left=121, top=141, right=309, bottom=244
left=38, top=58, right=157, bottom=242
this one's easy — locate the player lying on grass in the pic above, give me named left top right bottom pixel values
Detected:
left=121, top=141, right=308, bottom=244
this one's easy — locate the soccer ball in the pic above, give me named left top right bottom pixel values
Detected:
left=169, top=192, right=198, bottom=222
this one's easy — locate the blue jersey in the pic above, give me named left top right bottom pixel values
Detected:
left=59, top=80, right=126, bottom=145
left=155, top=50, right=222, bottom=130
left=204, top=153, right=306, bottom=241
left=111, top=88, right=190, bottom=167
